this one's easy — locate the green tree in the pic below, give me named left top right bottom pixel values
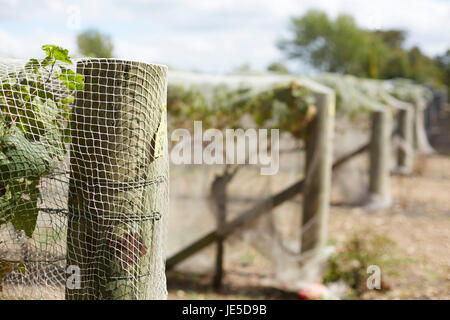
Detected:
left=434, top=49, right=450, bottom=96
left=279, top=10, right=378, bottom=77
left=279, top=9, right=444, bottom=88
left=77, top=29, right=114, bottom=58
left=371, top=29, right=410, bottom=79
left=407, top=46, right=442, bottom=85
left=379, top=49, right=409, bottom=79
left=373, top=30, right=406, bottom=50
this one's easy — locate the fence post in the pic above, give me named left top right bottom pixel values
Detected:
left=301, top=91, right=335, bottom=254
left=210, top=170, right=231, bottom=291
left=367, top=110, right=391, bottom=208
left=66, top=59, right=168, bottom=300
left=396, top=108, right=414, bottom=174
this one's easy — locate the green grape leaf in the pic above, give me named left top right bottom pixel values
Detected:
left=0, top=195, right=14, bottom=225
left=25, top=59, right=41, bottom=73
left=57, top=66, right=85, bottom=91
left=0, top=130, right=54, bottom=182
left=1, top=44, right=81, bottom=238
left=41, top=44, right=72, bottom=64
left=11, top=197, right=39, bottom=238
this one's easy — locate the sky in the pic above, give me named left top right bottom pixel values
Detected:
left=0, top=0, right=449, bottom=73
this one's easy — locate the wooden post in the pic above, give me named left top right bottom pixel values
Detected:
left=413, top=99, right=434, bottom=154
left=396, top=108, right=414, bottom=174
left=66, top=59, right=168, bottom=300
left=300, top=91, right=335, bottom=254
left=210, top=167, right=237, bottom=291
left=211, top=174, right=226, bottom=291
left=213, top=214, right=225, bottom=291
left=367, top=110, right=391, bottom=208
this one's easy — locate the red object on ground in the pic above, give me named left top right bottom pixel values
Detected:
left=297, top=283, right=327, bottom=300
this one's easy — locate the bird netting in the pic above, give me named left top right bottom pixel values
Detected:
left=168, top=70, right=321, bottom=138
left=166, top=70, right=336, bottom=292
left=314, top=73, right=391, bottom=114
left=0, top=52, right=168, bottom=300
left=165, top=70, right=437, bottom=295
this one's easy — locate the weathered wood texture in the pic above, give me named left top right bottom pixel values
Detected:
left=167, top=93, right=339, bottom=270
left=166, top=141, right=366, bottom=271
left=368, top=110, right=392, bottom=208
left=210, top=171, right=232, bottom=291
left=66, top=60, right=168, bottom=300
left=413, top=99, right=435, bottom=154
left=301, top=92, right=335, bottom=253
left=396, top=108, right=414, bottom=174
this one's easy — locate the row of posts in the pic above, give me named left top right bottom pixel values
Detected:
left=301, top=91, right=432, bottom=256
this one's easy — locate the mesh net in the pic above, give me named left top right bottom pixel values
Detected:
left=1, top=58, right=433, bottom=299
left=314, top=73, right=391, bottom=113
left=165, top=71, right=432, bottom=295
left=0, top=58, right=168, bottom=300
left=166, top=70, right=336, bottom=293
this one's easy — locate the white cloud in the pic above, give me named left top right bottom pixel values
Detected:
left=0, top=28, right=77, bottom=60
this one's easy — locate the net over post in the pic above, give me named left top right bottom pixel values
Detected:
left=368, top=109, right=391, bottom=208
left=66, top=59, right=168, bottom=300
left=301, top=89, right=335, bottom=254
left=396, top=107, right=414, bottom=174
left=413, top=97, right=434, bottom=155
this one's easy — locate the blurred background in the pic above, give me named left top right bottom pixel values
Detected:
left=0, top=0, right=449, bottom=300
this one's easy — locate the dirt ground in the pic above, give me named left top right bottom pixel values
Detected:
left=167, top=154, right=450, bottom=300
left=330, top=155, right=450, bottom=299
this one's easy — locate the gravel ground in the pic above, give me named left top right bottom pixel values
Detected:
left=168, top=153, right=450, bottom=300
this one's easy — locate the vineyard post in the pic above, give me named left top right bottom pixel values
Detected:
left=413, top=98, right=434, bottom=154
left=301, top=90, right=335, bottom=253
left=211, top=171, right=229, bottom=291
left=66, top=59, right=168, bottom=300
left=368, top=109, right=392, bottom=208
left=396, top=107, right=414, bottom=174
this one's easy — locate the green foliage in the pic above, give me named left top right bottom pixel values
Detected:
left=0, top=44, right=84, bottom=238
left=41, top=45, right=73, bottom=64
left=167, top=80, right=315, bottom=139
left=167, top=85, right=237, bottom=130
left=279, top=10, right=374, bottom=76
left=373, top=30, right=406, bottom=50
left=280, top=9, right=445, bottom=87
left=58, top=66, right=85, bottom=91
left=267, top=62, right=290, bottom=74
left=405, top=46, right=443, bottom=86
left=77, top=29, right=114, bottom=58
left=435, top=49, right=450, bottom=97
left=246, top=82, right=315, bottom=138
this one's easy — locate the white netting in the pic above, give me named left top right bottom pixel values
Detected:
left=165, top=71, right=434, bottom=295
left=166, top=70, right=336, bottom=292
left=0, top=56, right=168, bottom=300
left=314, top=73, right=390, bottom=114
